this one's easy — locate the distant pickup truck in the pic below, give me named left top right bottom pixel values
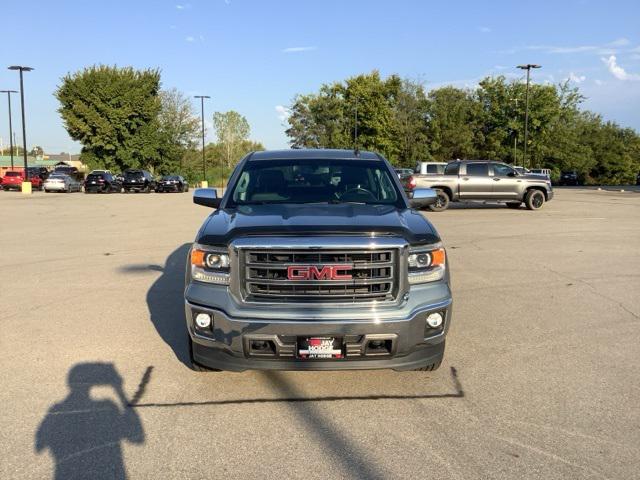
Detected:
left=403, top=160, right=553, bottom=211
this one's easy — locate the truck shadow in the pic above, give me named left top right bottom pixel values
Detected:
left=119, top=243, right=192, bottom=368
left=35, top=363, right=148, bottom=480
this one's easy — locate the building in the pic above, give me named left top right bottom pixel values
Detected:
left=0, top=154, right=87, bottom=177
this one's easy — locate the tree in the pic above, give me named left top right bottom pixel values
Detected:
left=426, top=87, right=479, bottom=161
left=156, top=88, right=200, bottom=174
left=212, top=111, right=251, bottom=176
left=55, top=65, right=161, bottom=172
left=29, top=146, right=44, bottom=157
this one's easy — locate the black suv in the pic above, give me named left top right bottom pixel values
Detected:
left=156, top=175, right=189, bottom=193
left=559, top=171, right=581, bottom=186
left=122, top=169, right=156, bottom=193
left=84, top=172, right=121, bottom=193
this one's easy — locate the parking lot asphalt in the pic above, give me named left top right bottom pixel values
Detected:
left=1, top=188, right=639, bottom=479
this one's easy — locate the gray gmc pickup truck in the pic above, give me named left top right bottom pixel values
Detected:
left=403, top=160, right=554, bottom=211
left=184, top=149, right=452, bottom=372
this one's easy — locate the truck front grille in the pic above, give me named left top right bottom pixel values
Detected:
left=242, top=249, right=398, bottom=303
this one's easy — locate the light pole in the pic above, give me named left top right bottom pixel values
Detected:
left=0, top=89, right=18, bottom=169
left=516, top=64, right=541, bottom=170
left=8, top=66, right=33, bottom=186
left=194, top=95, right=210, bottom=186
left=511, top=97, right=519, bottom=164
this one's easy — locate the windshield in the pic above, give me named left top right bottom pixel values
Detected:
left=125, top=171, right=142, bottom=178
left=6, top=171, right=22, bottom=177
left=229, top=159, right=401, bottom=207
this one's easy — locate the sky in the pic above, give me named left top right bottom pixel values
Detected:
left=1, top=0, right=639, bottom=153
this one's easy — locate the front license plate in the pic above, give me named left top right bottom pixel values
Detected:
left=298, top=337, right=343, bottom=359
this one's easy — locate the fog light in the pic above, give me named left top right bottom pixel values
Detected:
left=426, top=312, right=443, bottom=328
left=195, top=312, right=212, bottom=329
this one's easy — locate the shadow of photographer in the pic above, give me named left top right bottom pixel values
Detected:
left=35, top=363, right=145, bottom=480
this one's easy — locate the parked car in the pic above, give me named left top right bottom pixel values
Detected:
left=185, top=149, right=449, bottom=372
left=84, top=172, right=121, bottom=193
left=415, top=162, right=447, bottom=175
left=53, top=165, right=84, bottom=183
left=122, top=169, right=155, bottom=193
left=394, top=168, right=413, bottom=179
left=156, top=175, right=189, bottom=192
left=402, top=160, right=553, bottom=211
left=559, top=171, right=581, bottom=186
left=1, top=171, right=44, bottom=191
left=44, top=173, right=82, bottom=193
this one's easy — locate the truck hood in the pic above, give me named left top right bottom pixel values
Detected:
left=197, top=204, right=441, bottom=246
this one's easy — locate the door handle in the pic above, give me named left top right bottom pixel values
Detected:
left=493, top=178, right=500, bottom=181
left=462, top=177, right=469, bottom=181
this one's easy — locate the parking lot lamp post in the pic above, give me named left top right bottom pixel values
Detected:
left=516, top=64, right=541, bottom=170
left=0, top=89, right=18, bottom=169
left=8, top=66, right=33, bottom=184
left=194, top=95, right=210, bottom=186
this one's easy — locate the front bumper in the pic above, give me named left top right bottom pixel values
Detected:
left=185, top=295, right=452, bottom=372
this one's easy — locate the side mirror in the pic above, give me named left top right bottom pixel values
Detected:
left=409, top=188, right=437, bottom=208
left=193, top=188, right=222, bottom=208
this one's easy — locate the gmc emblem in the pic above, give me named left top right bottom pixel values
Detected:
left=287, top=265, right=353, bottom=281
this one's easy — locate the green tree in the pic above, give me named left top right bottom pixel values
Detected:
left=212, top=110, right=251, bottom=178
left=426, top=86, right=479, bottom=161
left=55, top=65, right=161, bottom=172
left=156, top=88, right=200, bottom=174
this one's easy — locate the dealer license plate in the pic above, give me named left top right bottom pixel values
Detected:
left=298, top=337, right=343, bottom=359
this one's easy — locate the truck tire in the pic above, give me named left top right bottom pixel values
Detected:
left=189, top=338, right=221, bottom=372
left=428, top=189, right=450, bottom=212
left=506, top=202, right=521, bottom=209
left=525, top=189, right=545, bottom=210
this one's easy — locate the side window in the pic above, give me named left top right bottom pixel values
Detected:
left=444, top=163, right=459, bottom=175
left=492, top=163, right=515, bottom=177
left=426, top=164, right=438, bottom=174
left=466, top=163, right=489, bottom=176
left=233, top=171, right=250, bottom=202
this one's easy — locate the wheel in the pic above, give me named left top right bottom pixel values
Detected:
left=525, top=189, right=545, bottom=210
left=189, top=338, right=221, bottom=372
left=428, top=189, right=450, bottom=212
left=506, top=202, right=521, bottom=209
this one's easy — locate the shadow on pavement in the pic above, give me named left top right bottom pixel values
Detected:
left=35, top=363, right=148, bottom=480
left=119, top=243, right=192, bottom=367
left=130, top=366, right=463, bottom=408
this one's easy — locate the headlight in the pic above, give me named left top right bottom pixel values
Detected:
left=190, top=244, right=230, bottom=285
left=407, top=246, right=446, bottom=284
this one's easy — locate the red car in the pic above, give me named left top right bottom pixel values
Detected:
left=1, top=171, right=43, bottom=191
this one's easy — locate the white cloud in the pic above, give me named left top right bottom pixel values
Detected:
left=478, top=26, right=491, bottom=33
left=275, top=105, right=290, bottom=123
left=602, top=55, right=640, bottom=81
left=609, top=38, right=630, bottom=47
left=282, top=46, right=317, bottom=53
left=185, top=36, right=195, bottom=42
left=176, top=3, right=191, bottom=9
left=567, top=72, right=586, bottom=83
left=594, top=79, right=604, bottom=86
left=505, top=39, right=631, bottom=56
